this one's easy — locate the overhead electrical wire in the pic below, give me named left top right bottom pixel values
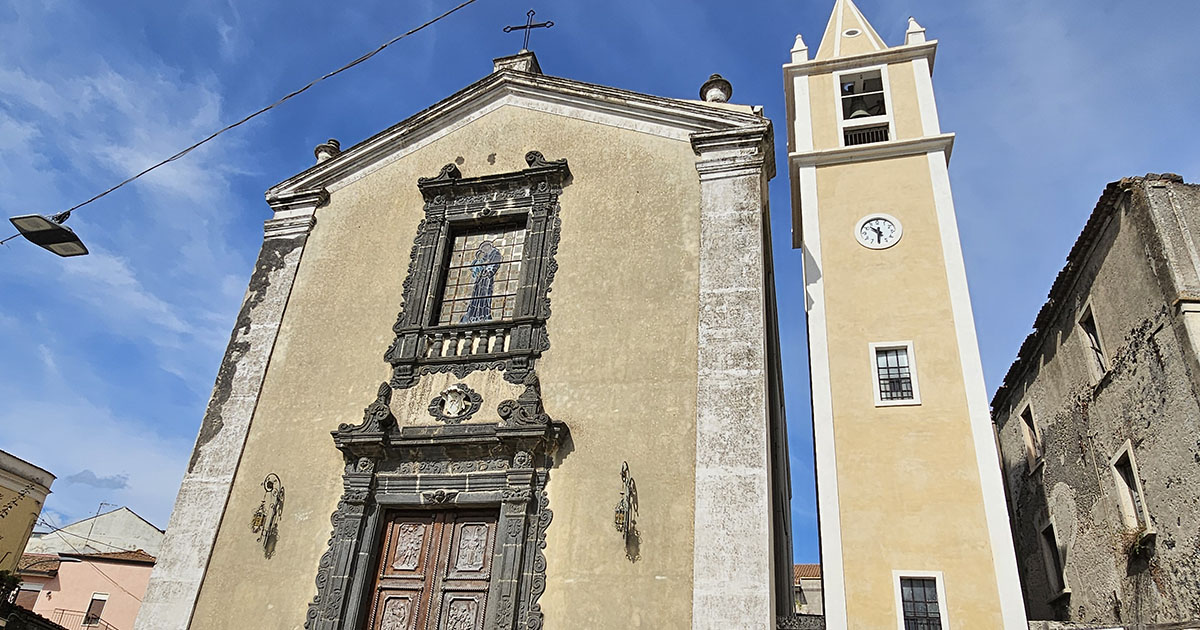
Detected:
left=1, top=0, right=481, bottom=247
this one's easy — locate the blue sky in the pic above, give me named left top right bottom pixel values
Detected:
left=1, top=0, right=1197, bottom=564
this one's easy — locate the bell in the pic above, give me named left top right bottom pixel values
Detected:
left=848, top=97, right=871, bottom=119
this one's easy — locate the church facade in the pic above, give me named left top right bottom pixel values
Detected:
left=135, top=50, right=792, bottom=629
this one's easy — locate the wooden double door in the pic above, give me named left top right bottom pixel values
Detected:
left=366, top=509, right=498, bottom=630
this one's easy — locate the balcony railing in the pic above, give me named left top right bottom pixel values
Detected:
left=49, top=610, right=119, bottom=630
left=843, top=123, right=889, bottom=146
left=422, top=321, right=514, bottom=360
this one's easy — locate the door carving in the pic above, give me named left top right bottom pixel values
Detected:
left=367, top=510, right=497, bottom=630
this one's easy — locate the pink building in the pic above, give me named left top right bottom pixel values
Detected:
left=16, top=550, right=155, bottom=630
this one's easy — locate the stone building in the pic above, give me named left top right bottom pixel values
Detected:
left=135, top=48, right=793, bottom=629
left=25, top=506, right=164, bottom=557
left=783, top=1, right=1025, bottom=628
left=792, top=564, right=823, bottom=616
left=992, top=174, right=1200, bottom=626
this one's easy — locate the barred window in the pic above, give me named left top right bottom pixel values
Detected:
left=876, top=347, right=914, bottom=401
left=900, top=578, right=942, bottom=630
left=437, top=226, right=525, bottom=326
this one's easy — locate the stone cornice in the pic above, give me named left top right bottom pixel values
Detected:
left=691, top=123, right=776, bottom=181
left=788, top=133, right=954, bottom=168
left=265, top=70, right=766, bottom=201
left=264, top=189, right=326, bottom=239
left=783, top=40, right=938, bottom=77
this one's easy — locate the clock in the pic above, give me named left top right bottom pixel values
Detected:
left=854, top=214, right=902, bottom=249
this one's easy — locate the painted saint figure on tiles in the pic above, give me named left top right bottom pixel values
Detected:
left=462, top=241, right=502, bottom=323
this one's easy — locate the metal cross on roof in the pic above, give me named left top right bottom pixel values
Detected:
left=503, top=9, right=554, bottom=51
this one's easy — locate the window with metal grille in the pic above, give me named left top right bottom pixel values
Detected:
left=900, top=578, right=943, bottom=630
left=876, top=347, right=914, bottom=401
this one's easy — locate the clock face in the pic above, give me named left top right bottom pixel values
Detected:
left=855, top=214, right=902, bottom=249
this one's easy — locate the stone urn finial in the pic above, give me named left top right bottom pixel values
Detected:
left=700, top=74, right=732, bottom=104
left=314, top=138, right=341, bottom=163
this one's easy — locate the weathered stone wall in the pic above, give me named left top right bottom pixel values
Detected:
left=994, top=177, right=1200, bottom=626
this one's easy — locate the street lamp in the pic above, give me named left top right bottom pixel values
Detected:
left=7, top=212, right=88, bottom=257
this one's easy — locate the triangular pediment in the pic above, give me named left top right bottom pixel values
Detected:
left=815, top=0, right=888, bottom=61
left=267, top=69, right=763, bottom=201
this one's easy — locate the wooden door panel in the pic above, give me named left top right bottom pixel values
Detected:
left=382, top=514, right=438, bottom=579
left=368, top=512, right=440, bottom=630
left=445, top=516, right=496, bottom=581
left=436, top=592, right=486, bottom=630
left=373, top=593, right=420, bottom=630
left=365, top=509, right=497, bottom=630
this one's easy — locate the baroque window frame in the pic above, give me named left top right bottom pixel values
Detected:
left=305, top=378, right=567, bottom=630
left=385, top=152, right=570, bottom=389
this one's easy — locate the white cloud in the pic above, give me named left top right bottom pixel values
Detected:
left=0, top=397, right=191, bottom=529
left=0, top=0, right=256, bottom=528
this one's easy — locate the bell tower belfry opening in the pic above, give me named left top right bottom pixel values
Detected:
left=784, top=2, right=1027, bottom=628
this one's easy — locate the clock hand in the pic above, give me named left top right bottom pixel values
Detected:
left=871, top=225, right=883, bottom=243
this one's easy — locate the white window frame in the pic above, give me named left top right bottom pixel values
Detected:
left=834, top=64, right=895, bottom=147
left=1078, top=302, right=1108, bottom=381
left=1109, top=440, right=1154, bottom=535
left=870, top=341, right=921, bottom=407
left=85, top=592, right=109, bottom=626
left=1036, top=516, right=1070, bottom=602
left=891, top=570, right=950, bottom=630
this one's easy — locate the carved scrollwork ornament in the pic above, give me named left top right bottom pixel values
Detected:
left=502, top=487, right=532, bottom=503
left=418, top=163, right=462, bottom=185
left=340, top=382, right=394, bottom=434
left=525, top=151, right=566, bottom=169
left=498, top=374, right=549, bottom=427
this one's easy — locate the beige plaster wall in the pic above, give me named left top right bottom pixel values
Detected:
left=190, top=104, right=704, bottom=629
left=809, top=73, right=840, bottom=152
left=0, top=470, right=49, bottom=573
left=885, top=62, right=923, bottom=142
left=815, top=154, right=1003, bottom=628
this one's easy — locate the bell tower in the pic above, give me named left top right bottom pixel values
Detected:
left=784, top=2, right=1026, bottom=628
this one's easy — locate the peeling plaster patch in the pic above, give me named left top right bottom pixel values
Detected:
left=189, top=236, right=300, bottom=473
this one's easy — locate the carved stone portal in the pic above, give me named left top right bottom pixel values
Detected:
left=304, top=375, right=567, bottom=630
